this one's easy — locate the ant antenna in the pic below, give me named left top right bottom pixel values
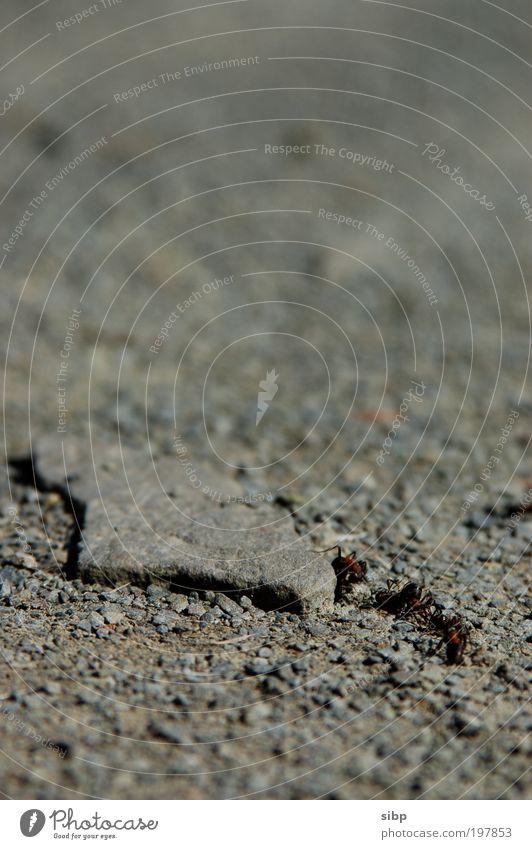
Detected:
left=312, top=545, right=342, bottom=555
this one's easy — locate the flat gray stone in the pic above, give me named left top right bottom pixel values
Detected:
left=33, top=437, right=335, bottom=614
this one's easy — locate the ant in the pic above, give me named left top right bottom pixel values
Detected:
left=406, top=588, right=438, bottom=625
left=373, top=580, right=425, bottom=617
left=315, top=545, right=367, bottom=600
left=373, top=580, right=441, bottom=631
left=432, top=613, right=470, bottom=664
left=427, top=603, right=448, bottom=632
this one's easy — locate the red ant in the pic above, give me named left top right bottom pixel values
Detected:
left=315, top=545, right=367, bottom=600
left=406, top=587, right=437, bottom=624
left=379, top=585, right=469, bottom=663
left=373, top=580, right=432, bottom=619
left=432, top=613, right=470, bottom=664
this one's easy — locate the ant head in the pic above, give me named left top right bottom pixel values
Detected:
left=403, top=582, right=422, bottom=600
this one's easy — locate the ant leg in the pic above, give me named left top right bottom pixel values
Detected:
left=429, top=636, right=445, bottom=657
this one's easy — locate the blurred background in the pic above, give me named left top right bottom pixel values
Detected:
left=2, top=0, right=530, bottom=498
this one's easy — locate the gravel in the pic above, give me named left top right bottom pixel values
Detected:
left=0, top=567, right=25, bottom=598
